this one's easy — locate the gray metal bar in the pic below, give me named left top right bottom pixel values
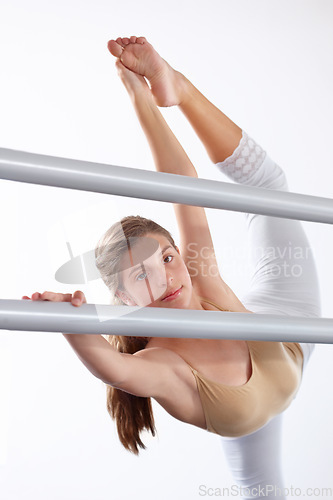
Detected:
left=1, top=147, right=332, bottom=224
left=0, top=300, right=332, bottom=344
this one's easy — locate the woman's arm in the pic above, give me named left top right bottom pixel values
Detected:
left=62, top=331, right=171, bottom=397
left=125, top=76, right=228, bottom=291
left=22, top=291, right=171, bottom=397
left=62, top=331, right=124, bottom=385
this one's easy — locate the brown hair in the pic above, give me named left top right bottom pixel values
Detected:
left=94, top=215, right=178, bottom=455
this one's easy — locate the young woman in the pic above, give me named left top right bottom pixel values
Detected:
left=22, top=36, right=321, bottom=499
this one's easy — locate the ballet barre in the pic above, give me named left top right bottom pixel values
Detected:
left=1, top=146, right=332, bottom=343
left=1, top=147, right=333, bottom=224
left=0, top=299, right=332, bottom=343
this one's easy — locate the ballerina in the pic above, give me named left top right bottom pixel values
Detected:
left=23, top=36, right=321, bottom=500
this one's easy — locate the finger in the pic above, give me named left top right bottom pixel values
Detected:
left=115, top=59, right=124, bottom=70
left=72, top=290, right=86, bottom=306
left=40, top=291, right=72, bottom=302
left=116, top=37, right=126, bottom=48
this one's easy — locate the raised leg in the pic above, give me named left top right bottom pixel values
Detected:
left=178, top=77, right=244, bottom=163
left=213, top=131, right=320, bottom=375
left=213, top=133, right=322, bottom=319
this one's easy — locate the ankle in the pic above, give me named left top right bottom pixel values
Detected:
left=176, top=72, right=195, bottom=107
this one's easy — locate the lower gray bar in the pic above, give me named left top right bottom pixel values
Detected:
left=0, top=300, right=332, bottom=344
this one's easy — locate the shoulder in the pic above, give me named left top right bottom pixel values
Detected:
left=193, top=280, right=251, bottom=312
left=133, top=346, right=199, bottom=414
left=134, top=346, right=194, bottom=387
left=113, top=346, right=189, bottom=399
left=134, top=346, right=187, bottom=369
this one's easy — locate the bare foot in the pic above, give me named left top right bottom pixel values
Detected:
left=107, top=36, right=186, bottom=107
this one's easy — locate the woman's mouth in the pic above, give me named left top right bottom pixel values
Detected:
left=162, top=286, right=183, bottom=302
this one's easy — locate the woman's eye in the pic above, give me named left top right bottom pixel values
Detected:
left=135, top=255, right=173, bottom=282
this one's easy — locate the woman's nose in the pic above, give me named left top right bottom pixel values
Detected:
left=155, top=267, right=173, bottom=287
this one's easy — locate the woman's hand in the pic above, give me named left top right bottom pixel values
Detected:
left=21, top=290, right=87, bottom=307
left=21, top=290, right=118, bottom=384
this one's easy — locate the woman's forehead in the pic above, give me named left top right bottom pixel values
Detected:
left=119, top=235, right=163, bottom=272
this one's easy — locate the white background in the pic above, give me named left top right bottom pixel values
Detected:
left=1, top=0, right=333, bottom=498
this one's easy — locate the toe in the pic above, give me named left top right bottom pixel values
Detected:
left=122, top=37, right=130, bottom=45
left=130, top=36, right=137, bottom=43
left=136, top=36, right=147, bottom=44
left=107, top=40, right=123, bottom=57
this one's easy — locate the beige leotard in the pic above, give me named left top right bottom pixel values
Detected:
left=178, top=296, right=304, bottom=437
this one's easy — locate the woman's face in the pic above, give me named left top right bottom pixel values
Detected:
left=116, top=232, right=193, bottom=308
